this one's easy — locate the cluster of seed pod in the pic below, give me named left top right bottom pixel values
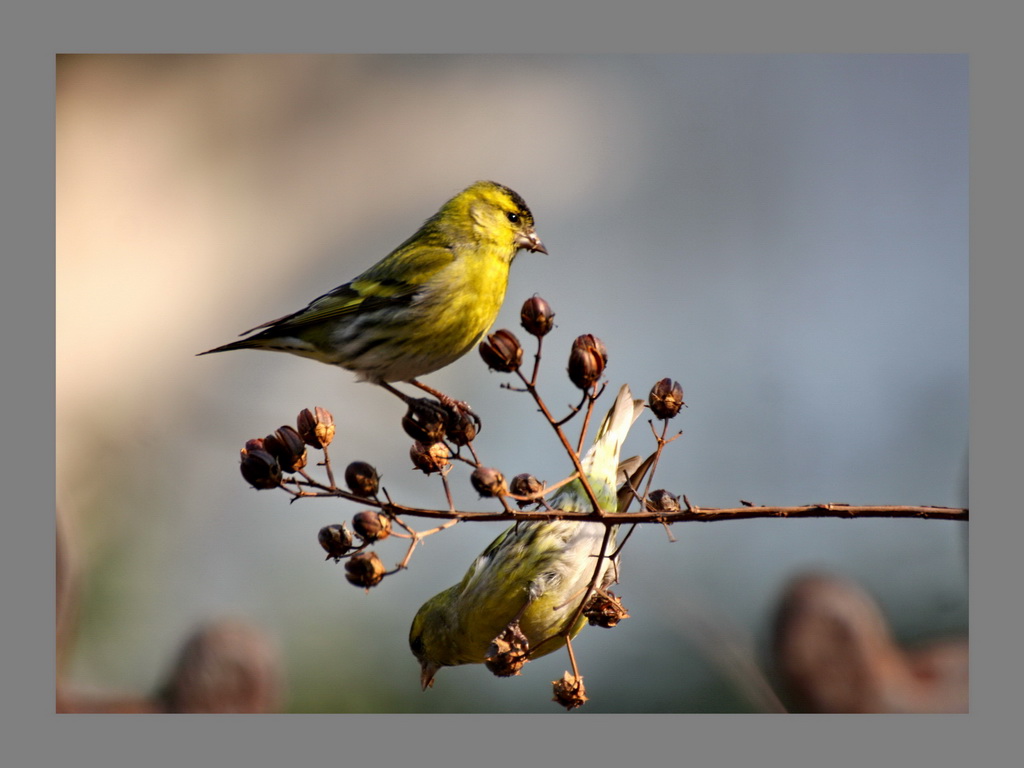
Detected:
left=237, top=294, right=688, bottom=592
left=479, top=295, right=613, bottom=394
left=238, top=405, right=398, bottom=589
left=474, top=296, right=686, bottom=513
left=239, top=407, right=335, bottom=490
left=403, top=397, right=478, bottom=476
left=317, top=459, right=395, bottom=589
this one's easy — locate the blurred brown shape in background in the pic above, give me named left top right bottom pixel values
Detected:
left=157, top=619, right=285, bottom=713
left=57, top=513, right=286, bottom=713
left=773, top=572, right=967, bottom=713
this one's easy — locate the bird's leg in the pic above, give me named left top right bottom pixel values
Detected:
left=379, top=381, right=466, bottom=430
left=377, top=381, right=419, bottom=407
left=408, top=379, right=481, bottom=430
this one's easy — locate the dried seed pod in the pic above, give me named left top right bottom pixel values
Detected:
left=649, top=378, right=685, bottom=420
left=409, top=440, right=450, bottom=475
left=645, top=489, right=681, bottom=513
left=344, top=552, right=386, bottom=589
left=567, top=334, right=607, bottom=390
left=520, top=295, right=555, bottom=338
left=479, top=329, right=523, bottom=372
left=344, top=461, right=380, bottom=498
left=239, top=447, right=282, bottom=490
left=297, top=406, right=335, bottom=449
left=583, top=590, right=630, bottom=628
left=402, top=399, right=448, bottom=443
left=485, top=623, right=530, bottom=678
left=443, top=406, right=479, bottom=446
left=318, top=524, right=354, bottom=561
left=470, top=466, right=507, bottom=498
left=263, top=425, right=308, bottom=472
left=551, top=672, right=588, bottom=711
left=509, top=473, right=544, bottom=508
left=352, top=511, right=392, bottom=542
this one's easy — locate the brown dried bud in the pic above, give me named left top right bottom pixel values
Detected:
left=520, top=295, right=555, bottom=338
left=443, top=406, right=479, bottom=446
left=263, top=425, right=308, bottom=472
left=485, top=623, right=530, bottom=678
left=567, top=334, right=607, bottom=390
left=583, top=590, right=630, bottom=628
left=352, top=511, right=392, bottom=542
left=409, top=440, right=450, bottom=474
left=649, top=378, right=685, bottom=420
left=344, top=552, right=386, bottom=589
left=471, top=466, right=507, bottom=498
left=297, top=406, right=335, bottom=449
left=344, top=461, right=380, bottom=498
left=244, top=438, right=266, bottom=453
left=509, top=473, right=544, bottom=508
left=239, top=447, right=282, bottom=490
left=318, top=523, right=354, bottom=561
left=479, top=329, right=523, bottom=372
left=402, top=399, right=448, bottom=443
left=645, top=489, right=681, bottom=513
left=551, top=672, right=588, bottom=711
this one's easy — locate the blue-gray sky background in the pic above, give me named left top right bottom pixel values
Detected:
left=56, top=54, right=967, bottom=712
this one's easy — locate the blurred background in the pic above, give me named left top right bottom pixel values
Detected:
left=56, top=54, right=967, bottom=712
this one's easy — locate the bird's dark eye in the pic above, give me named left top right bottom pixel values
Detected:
left=506, top=211, right=520, bottom=224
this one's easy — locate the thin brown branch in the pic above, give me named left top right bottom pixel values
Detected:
left=527, top=335, right=544, bottom=388
left=513, top=369, right=609, bottom=517
left=320, top=444, right=337, bottom=489
left=551, top=388, right=590, bottom=428
left=573, top=391, right=600, bottom=455
left=369, top=502, right=969, bottom=524
left=285, top=474, right=969, bottom=524
left=641, top=420, right=682, bottom=501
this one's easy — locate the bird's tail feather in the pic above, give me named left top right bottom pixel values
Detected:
left=580, top=384, right=647, bottom=490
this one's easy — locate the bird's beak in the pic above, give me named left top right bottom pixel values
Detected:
left=515, top=230, right=548, bottom=255
left=420, top=661, right=440, bottom=691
